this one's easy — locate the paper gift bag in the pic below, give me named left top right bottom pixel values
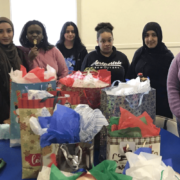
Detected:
left=41, top=141, right=94, bottom=174
left=106, top=135, right=161, bottom=173
left=10, top=80, right=56, bottom=147
left=18, top=91, right=80, bottom=179
left=56, top=141, right=94, bottom=172
left=100, top=88, right=156, bottom=122
left=99, top=88, right=156, bottom=161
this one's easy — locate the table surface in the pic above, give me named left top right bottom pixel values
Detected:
left=0, top=128, right=180, bottom=180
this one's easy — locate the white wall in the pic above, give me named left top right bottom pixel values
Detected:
left=77, top=0, right=180, bottom=61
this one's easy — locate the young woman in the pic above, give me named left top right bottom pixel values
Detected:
left=0, top=17, right=27, bottom=124
left=56, top=22, right=87, bottom=73
left=19, top=20, right=68, bottom=85
left=127, top=22, right=174, bottom=118
left=81, top=22, right=129, bottom=83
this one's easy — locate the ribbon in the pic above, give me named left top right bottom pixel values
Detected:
left=40, top=91, right=61, bottom=109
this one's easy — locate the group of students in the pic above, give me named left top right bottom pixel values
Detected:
left=0, top=17, right=179, bottom=136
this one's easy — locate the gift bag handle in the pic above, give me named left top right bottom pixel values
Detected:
left=125, top=92, right=145, bottom=109
left=40, top=91, right=61, bottom=109
left=111, top=80, right=121, bottom=87
left=60, top=144, right=82, bottom=171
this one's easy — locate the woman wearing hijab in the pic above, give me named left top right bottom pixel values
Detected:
left=0, top=17, right=27, bottom=124
left=127, top=22, right=174, bottom=118
left=19, top=20, right=68, bottom=86
left=56, top=22, right=87, bottom=73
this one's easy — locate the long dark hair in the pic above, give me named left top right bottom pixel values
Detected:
left=56, top=22, right=84, bottom=49
left=19, top=20, right=54, bottom=51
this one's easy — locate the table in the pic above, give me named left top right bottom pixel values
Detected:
left=0, top=128, right=180, bottom=180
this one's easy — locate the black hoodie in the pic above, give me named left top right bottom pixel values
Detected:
left=56, top=44, right=88, bottom=71
left=127, top=22, right=174, bottom=118
left=81, top=46, right=129, bottom=83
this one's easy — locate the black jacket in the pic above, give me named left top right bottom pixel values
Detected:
left=127, top=46, right=174, bottom=118
left=81, top=46, right=129, bottom=83
left=56, top=44, right=88, bottom=71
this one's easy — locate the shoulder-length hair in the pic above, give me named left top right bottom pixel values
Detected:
left=19, top=20, right=54, bottom=51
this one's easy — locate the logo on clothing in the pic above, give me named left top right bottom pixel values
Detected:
left=90, top=60, right=122, bottom=69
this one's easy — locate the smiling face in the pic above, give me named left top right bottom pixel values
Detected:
left=144, top=30, right=158, bottom=48
left=97, top=32, right=113, bottom=55
left=26, top=24, right=43, bottom=45
left=0, top=22, right=13, bottom=45
left=64, top=25, right=75, bottom=42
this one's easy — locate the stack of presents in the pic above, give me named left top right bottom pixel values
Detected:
left=3, top=65, right=180, bottom=179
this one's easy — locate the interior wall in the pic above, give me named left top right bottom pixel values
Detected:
left=77, top=0, right=180, bottom=61
left=0, top=0, right=10, bottom=19
left=1, top=0, right=180, bottom=61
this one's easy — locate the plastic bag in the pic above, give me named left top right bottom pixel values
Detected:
left=0, top=124, right=10, bottom=140
left=105, top=77, right=150, bottom=96
left=40, top=104, right=80, bottom=147
left=118, top=108, right=160, bottom=137
left=74, top=104, right=109, bottom=142
left=9, top=65, right=56, bottom=83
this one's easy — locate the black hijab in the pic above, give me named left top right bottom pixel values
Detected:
left=127, top=22, right=173, bottom=79
left=0, top=17, right=21, bottom=105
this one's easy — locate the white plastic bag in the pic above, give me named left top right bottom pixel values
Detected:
left=105, top=77, right=151, bottom=96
